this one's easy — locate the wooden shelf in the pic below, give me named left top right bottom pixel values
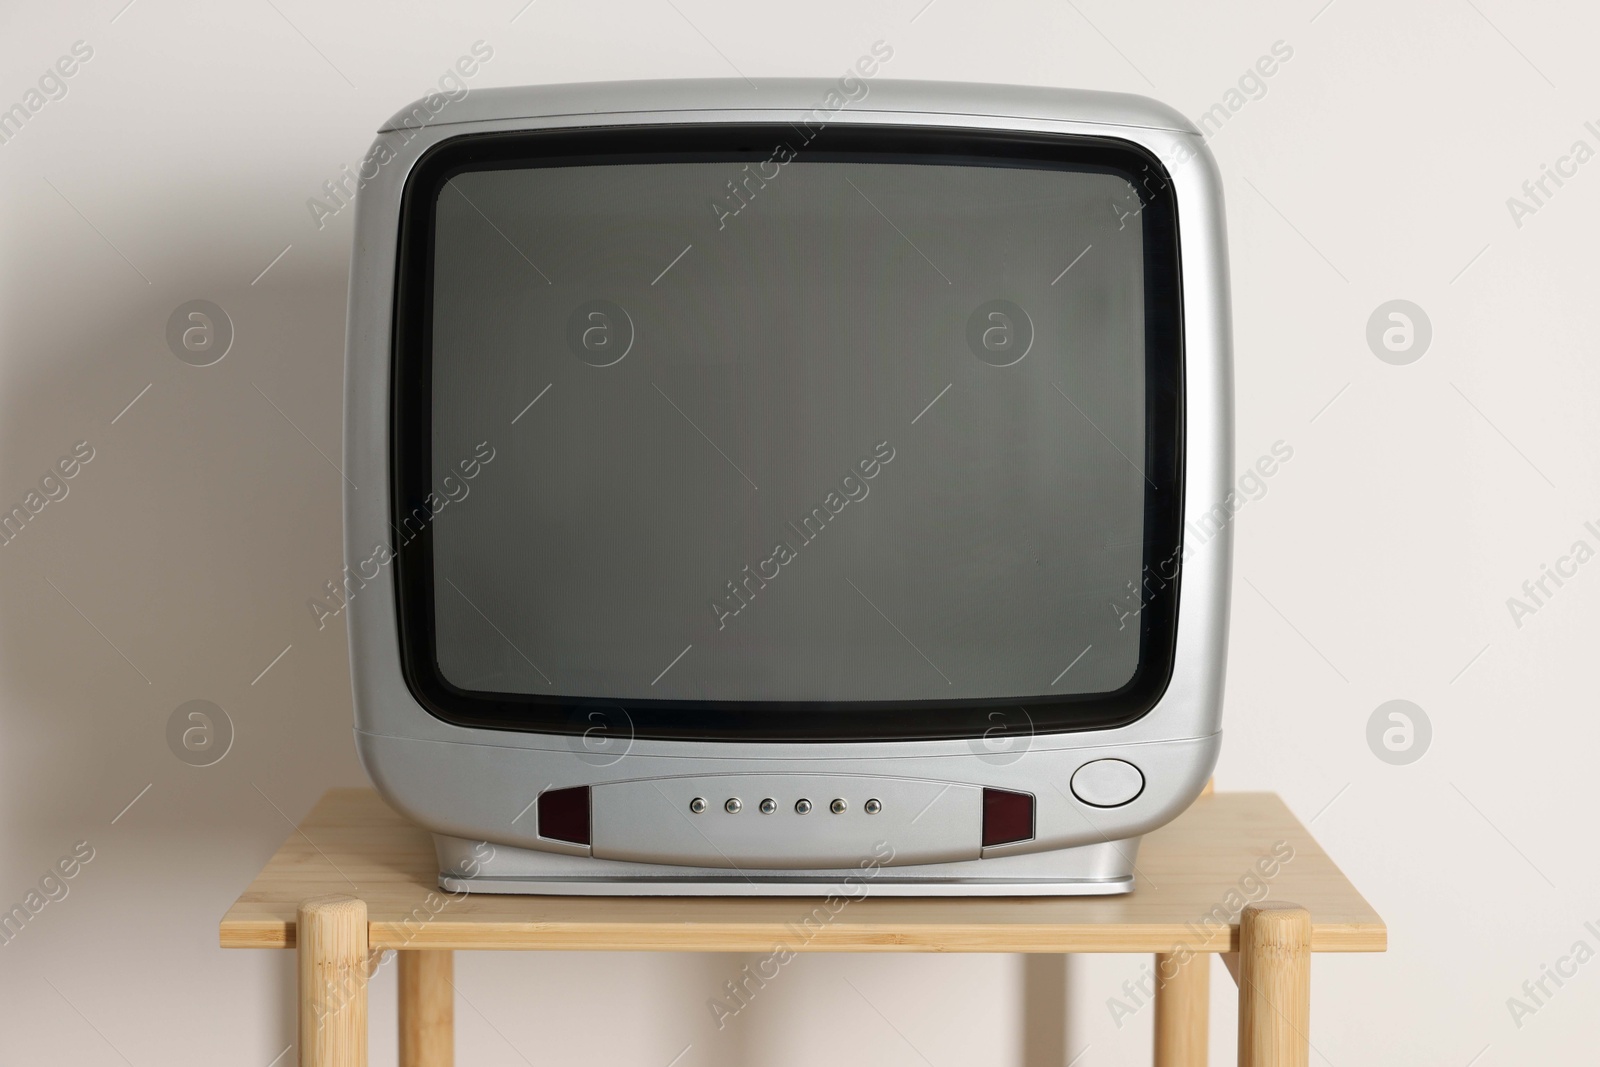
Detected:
left=220, top=787, right=1384, bottom=955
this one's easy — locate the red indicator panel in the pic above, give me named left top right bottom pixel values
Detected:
left=981, top=788, right=1035, bottom=847
left=538, top=785, right=591, bottom=844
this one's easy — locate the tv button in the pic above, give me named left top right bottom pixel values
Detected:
left=725, top=798, right=742, bottom=814
left=689, top=797, right=707, bottom=814
left=1070, top=759, right=1145, bottom=808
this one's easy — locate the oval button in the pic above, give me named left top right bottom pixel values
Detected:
left=1070, top=759, right=1145, bottom=808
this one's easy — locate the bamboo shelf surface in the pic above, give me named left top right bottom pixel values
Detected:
left=220, top=787, right=1385, bottom=955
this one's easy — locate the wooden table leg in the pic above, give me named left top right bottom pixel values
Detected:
left=400, top=950, right=455, bottom=1067
left=1236, top=903, right=1310, bottom=1067
left=1154, top=951, right=1209, bottom=1066
left=298, top=895, right=369, bottom=1067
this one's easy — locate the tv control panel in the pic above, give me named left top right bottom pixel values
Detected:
left=687, top=792, right=882, bottom=817
left=571, top=774, right=999, bottom=869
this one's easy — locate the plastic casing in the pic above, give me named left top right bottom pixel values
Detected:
left=343, top=78, right=1232, bottom=866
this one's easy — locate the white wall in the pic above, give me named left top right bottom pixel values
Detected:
left=2, top=1, right=1596, bottom=1063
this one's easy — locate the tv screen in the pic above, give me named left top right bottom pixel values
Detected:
left=392, top=125, right=1182, bottom=740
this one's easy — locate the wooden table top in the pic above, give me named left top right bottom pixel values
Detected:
left=219, top=787, right=1384, bottom=954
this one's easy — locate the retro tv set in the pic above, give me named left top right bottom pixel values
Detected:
left=343, top=76, right=1232, bottom=895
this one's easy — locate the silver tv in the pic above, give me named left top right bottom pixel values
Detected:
left=343, top=74, right=1233, bottom=896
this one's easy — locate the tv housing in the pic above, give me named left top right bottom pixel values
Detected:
left=343, top=76, right=1233, bottom=895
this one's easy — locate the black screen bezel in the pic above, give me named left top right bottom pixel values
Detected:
left=390, top=123, right=1185, bottom=743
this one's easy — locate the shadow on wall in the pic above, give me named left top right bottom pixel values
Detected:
left=0, top=241, right=362, bottom=1053
left=0, top=256, right=362, bottom=828
left=1022, top=953, right=1070, bottom=1066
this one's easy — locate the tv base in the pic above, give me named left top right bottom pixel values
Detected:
left=434, top=833, right=1139, bottom=897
